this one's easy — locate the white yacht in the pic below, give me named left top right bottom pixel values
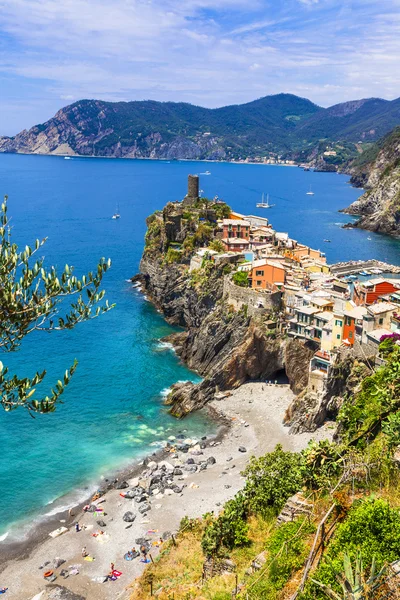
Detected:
left=256, top=193, right=275, bottom=208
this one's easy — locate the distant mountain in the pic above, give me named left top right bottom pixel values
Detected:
left=342, top=127, right=400, bottom=236
left=1, top=93, right=400, bottom=161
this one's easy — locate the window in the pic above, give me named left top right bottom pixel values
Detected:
left=349, top=331, right=353, bottom=339
left=335, top=320, right=342, bottom=327
left=336, top=334, right=341, bottom=339
left=345, top=317, right=352, bottom=326
left=255, top=270, right=264, bottom=276
left=256, top=280, right=262, bottom=286
left=379, top=318, right=384, bottom=325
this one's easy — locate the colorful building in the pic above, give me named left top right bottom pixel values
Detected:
left=353, top=278, right=400, bottom=306
left=222, top=238, right=250, bottom=252
left=222, top=219, right=250, bottom=240
left=249, top=260, right=286, bottom=290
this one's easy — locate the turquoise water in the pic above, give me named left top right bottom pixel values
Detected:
left=0, top=155, right=399, bottom=540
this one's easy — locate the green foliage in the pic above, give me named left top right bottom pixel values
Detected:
left=144, top=218, right=162, bottom=253
left=301, top=440, right=345, bottom=490
left=243, top=444, right=303, bottom=517
left=312, top=551, right=387, bottom=600
left=212, top=203, right=231, bottom=220
left=248, top=518, right=315, bottom=599
left=165, top=248, right=182, bottom=264
left=379, top=335, right=398, bottom=358
left=182, top=235, right=195, bottom=254
left=232, top=271, right=249, bottom=287
left=193, top=223, right=213, bottom=246
left=208, top=239, right=225, bottom=253
left=338, top=346, right=400, bottom=444
left=303, top=499, right=400, bottom=599
left=382, top=411, right=400, bottom=450
left=201, top=493, right=249, bottom=557
left=0, top=196, right=113, bottom=413
left=222, top=264, right=233, bottom=275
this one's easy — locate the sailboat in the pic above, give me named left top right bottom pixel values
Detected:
left=256, top=193, right=275, bottom=208
left=306, top=185, right=314, bottom=196
left=112, top=204, right=121, bottom=219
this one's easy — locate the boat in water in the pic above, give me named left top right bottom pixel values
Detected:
left=112, top=203, right=121, bottom=219
left=256, top=193, right=275, bottom=209
left=306, top=185, right=314, bottom=196
left=323, top=239, right=331, bottom=243
left=64, top=156, right=72, bottom=160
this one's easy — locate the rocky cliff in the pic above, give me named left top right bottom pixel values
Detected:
left=136, top=195, right=316, bottom=417
left=284, top=348, right=371, bottom=433
left=342, top=127, right=400, bottom=236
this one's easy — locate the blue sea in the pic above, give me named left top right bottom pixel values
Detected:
left=0, top=154, right=399, bottom=542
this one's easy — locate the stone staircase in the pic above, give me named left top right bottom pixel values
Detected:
left=277, top=493, right=313, bottom=524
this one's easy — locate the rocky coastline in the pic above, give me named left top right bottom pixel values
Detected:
left=341, top=127, right=400, bottom=236
left=134, top=194, right=322, bottom=427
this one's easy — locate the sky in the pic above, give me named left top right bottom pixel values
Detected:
left=1, top=0, right=400, bottom=135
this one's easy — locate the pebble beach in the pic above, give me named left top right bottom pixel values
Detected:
left=0, top=382, right=332, bottom=600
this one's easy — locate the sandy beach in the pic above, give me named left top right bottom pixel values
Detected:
left=0, top=382, right=332, bottom=600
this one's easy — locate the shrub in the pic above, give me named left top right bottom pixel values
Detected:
left=165, top=248, right=182, bottom=264
left=301, top=440, right=345, bottom=490
left=303, top=498, right=400, bottom=599
left=208, top=239, right=225, bottom=253
left=243, top=445, right=303, bottom=517
left=201, top=493, right=249, bottom=557
left=338, top=346, right=400, bottom=444
left=248, top=518, right=315, bottom=599
left=232, top=271, right=249, bottom=287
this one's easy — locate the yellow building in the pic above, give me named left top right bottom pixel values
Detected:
left=331, top=311, right=345, bottom=348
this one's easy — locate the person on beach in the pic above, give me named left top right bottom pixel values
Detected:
left=0, top=588, right=8, bottom=594
left=82, top=546, right=88, bottom=558
left=75, top=523, right=81, bottom=532
left=110, top=562, right=115, bottom=572
left=140, top=545, right=148, bottom=562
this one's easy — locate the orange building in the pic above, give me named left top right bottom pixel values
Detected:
left=353, top=278, right=400, bottom=306
left=249, top=260, right=286, bottom=289
left=343, top=313, right=356, bottom=345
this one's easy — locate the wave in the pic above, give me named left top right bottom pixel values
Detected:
left=160, top=386, right=172, bottom=397
left=0, top=532, right=9, bottom=542
left=154, top=341, right=176, bottom=353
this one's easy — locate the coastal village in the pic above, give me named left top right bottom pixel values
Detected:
left=179, top=175, right=400, bottom=398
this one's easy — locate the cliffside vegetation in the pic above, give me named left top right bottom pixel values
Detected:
left=342, top=126, right=400, bottom=236
left=133, top=341, right=400, bottom=600
left=3, top=93, right=400, bottom=162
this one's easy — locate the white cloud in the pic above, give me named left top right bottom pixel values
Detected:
left=1, top=0, right=400, bottom=134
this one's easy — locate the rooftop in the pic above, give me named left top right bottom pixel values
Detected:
left=223, top=237, right=250, bottom=245
left=314, top=311, right=334, bottom=321
left=367, top=302, right=397, bottom=315
left=223, top=219, right=250, bottom=226
left=366, top=328, right=393, bottom=343
left=295, top=306, right=320, bottom=315
left=362, top=278, right=400, bottom=288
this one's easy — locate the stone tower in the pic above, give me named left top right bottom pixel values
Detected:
left=182, top=174, right=199, bottom=206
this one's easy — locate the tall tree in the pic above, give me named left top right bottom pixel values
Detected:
left=0, top=197, right=114, bottom=414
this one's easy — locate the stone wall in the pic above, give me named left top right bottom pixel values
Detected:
left=223, top=276, right=282, bottom=316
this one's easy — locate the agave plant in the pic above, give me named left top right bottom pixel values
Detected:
left=312, top=552, right=387, bottom=600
